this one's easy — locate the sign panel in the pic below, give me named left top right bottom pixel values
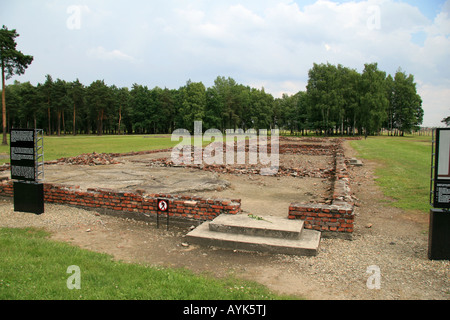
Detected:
left=432, top=129, right=450, bottom=208
left=158, top=199, right=169, bottom=212
left=10, top=129, right=36, bottom=182
left=428, top=209, right=450, bottom=260
left=13, top=181, right=44, bottom=215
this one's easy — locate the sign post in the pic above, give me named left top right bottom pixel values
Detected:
left=429, top=128, right=450, bottom=260
left=10, top=129, right=45, bottom=215
left=157, top=199, right=169, bottom=230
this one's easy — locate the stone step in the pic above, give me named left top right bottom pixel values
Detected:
left=349, top=158, right=363, bottom=166
left=209, top=214, right=304, bottom=239
left=186, top=215, right=321, bottom=256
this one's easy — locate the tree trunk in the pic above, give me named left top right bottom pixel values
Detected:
left=1, top=61, right=7, bottom=145
left=73, top=103, right=76, bottom=135
left=47, top=106, right=51, bottom=135
left=353, top=113, right=356, bottom=136
left=62, top=110, right=65, bottom=135
left=97, top=109, right=103, bottom=136
left=118, top=105, right=122, bottom=135
left=57, top=109, right=61, bottom=136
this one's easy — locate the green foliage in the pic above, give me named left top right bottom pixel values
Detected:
left=0, top=25, right=33, bottom=144
left=359, top=63, right=389, bottom=136
left=179, top=80, right=206, bottom=131
left=389, top=69, right=424, bottom=134
left=0, top=26, right=33, bottom=80
left=305, top=62, right=422, bottom=136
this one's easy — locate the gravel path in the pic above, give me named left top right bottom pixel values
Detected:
left=0, top=200, right=104, bottom=231
left=273, top=234, right=449, bottom=300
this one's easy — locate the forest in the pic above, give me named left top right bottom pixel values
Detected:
left=1, top=62, right=423, bottom=137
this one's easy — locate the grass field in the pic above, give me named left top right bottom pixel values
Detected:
left=0, top=134, right=181, bottom=165
left=350, top=135, right=432, bottom=213
left=0, top=134, right=222, bottom=165
left=0, top=228, right=291, bottom=300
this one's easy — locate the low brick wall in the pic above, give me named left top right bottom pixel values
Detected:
left=288, top=139, right=355, bottom=240
left=288, top=202, right=354, bottom=240
left=0, top=180, right=241, bottom=225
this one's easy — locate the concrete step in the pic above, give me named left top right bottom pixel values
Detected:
left=186, top=214, right=321, bottom=256
left=349, top=158, right=363, bottom=166
left=209, top=213, right=304, bottom=239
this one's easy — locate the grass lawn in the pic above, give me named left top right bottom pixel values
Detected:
left=0, top=134, right=181, bottom=165
left=350, top=135, right=432, bottom=213
left=0, top=228, right=292, bottom=300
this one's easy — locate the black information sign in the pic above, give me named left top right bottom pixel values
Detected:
left=10, top=129, right=36, bottom=182
left=10, top=129, right=44, bottom=215
left=429, top=128, right=450, bottom=260
left=13, top=181, right=44, bottom=215
left=432, top=129, right=450, bottom=208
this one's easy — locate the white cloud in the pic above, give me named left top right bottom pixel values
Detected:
left=419, top=83, right=450, bottom=127
left=426, top=0, right=450, bottom=36
left=86, top=46, right=136, bottom=63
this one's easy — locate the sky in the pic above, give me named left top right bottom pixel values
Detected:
left=1, top=0, right=449, bottom=127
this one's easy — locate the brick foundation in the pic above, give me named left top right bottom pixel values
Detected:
left=288, top=139, right=355, bottom=240
left=0, top=180, right=241, bottom=225
left=1, top=137, right=357, bottom=238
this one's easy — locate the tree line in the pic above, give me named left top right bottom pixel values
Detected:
left=1, top=62, right=423, bottom=137
left=2, top=75, right=278, bottom=136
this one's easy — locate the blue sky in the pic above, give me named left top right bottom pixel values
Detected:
left=1, top=0, right=449, bottom=126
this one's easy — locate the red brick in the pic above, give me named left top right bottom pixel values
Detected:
left=318, top=213, right=331, bottom=218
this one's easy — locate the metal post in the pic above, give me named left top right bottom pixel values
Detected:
left=35, top=129, right=44, bottom=182
left=157, top=211, right=160, bottom=229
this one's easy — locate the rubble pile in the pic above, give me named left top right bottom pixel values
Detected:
left=280, top=144, right=335, bottom=155
left=56, top=152, right=122, bottom=166
left=146, top=157, right=334, bottom=179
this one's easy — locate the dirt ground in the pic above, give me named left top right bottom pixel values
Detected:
left=1, top=139, right=448, bottom=300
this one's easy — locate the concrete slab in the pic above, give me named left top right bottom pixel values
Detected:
left=209, top=214, right=304, bottom=239
left=349, top=158, right=363, bottom=166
